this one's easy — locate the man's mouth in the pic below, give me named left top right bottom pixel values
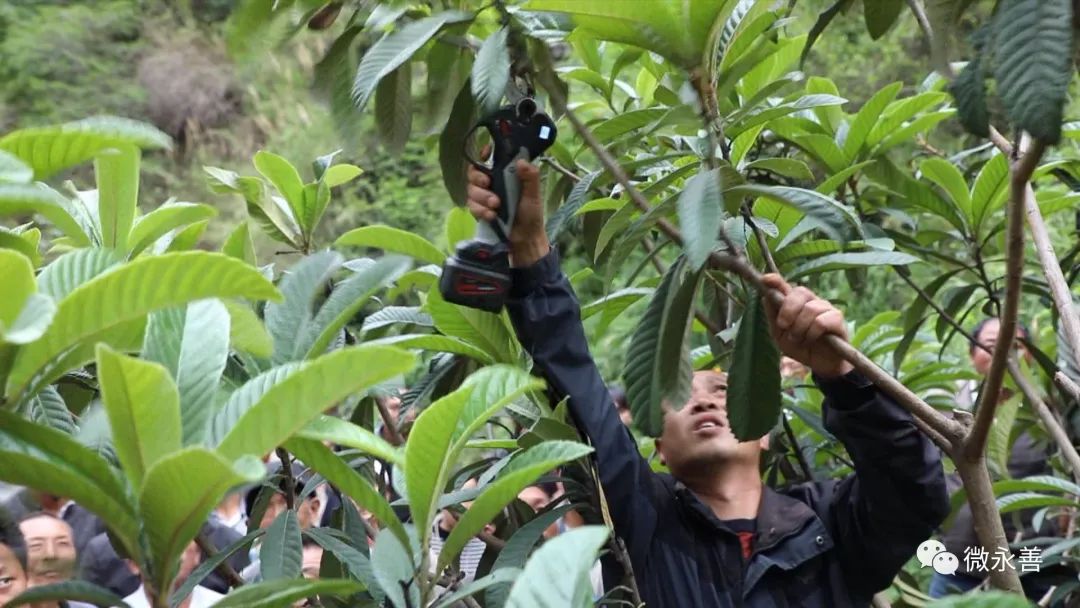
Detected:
left=692, top=416, right=724, bottom=433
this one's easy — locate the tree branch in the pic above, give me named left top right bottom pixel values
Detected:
left=642, top=237, right=723, bottom=336
left=195, top=533, right=245, bottom=589
left=538, top=71, right=965, bottom=445
left=966, top=139, right=1046, bottom=458
left=1008, top=360, right=1080, bottom=483
left=781, top=413, right=814, bottom=482
left=275, top=447, right=296, bottom=510
left=742, top=206, right=780, bottom=275
left=1055, top=371, right=1080, bottom=404
left=375, top=396, right=404, bottom=447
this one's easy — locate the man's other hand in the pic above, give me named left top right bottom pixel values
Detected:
left=761, top=274, right=854, bottom=380
left=466, top=147, right=549, bottom=267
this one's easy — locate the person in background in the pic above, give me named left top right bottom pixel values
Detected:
left=19, top=513, right=77, bottom=589
left=212, top=492, right=246, bottom=534
left=931, top=317, right=1062, bottom=600
left=301, top=540, right=323, bottom=580
left=430, top=479, right=487, bottom=584
left=517, top=486, right=559, bottom=539
left=1, top=492, right=102, bottom=557
left=1, top=509, right=92, bottom=608
left=240, top=461, right=326, bottom=582
left=608, top=386, right=632, bottom=427
left=123, top=541, right=222, bottom=608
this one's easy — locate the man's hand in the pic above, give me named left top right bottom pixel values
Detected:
left=466, top=149, right=549, bottom=267
left=761, top=274, right=854, bottom=380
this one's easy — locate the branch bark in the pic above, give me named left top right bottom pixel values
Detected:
left=965, top=140, right=1047, bottom=459
left=195, top=533, right=245, bottom=589
left=1055, top=371, right=1080, bottom=404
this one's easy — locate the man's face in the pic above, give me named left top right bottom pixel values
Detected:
left=656, top=371, right=766, bottom=477
left=970, top=319, right=1028, bottom=376
left=301, top=545, right=323, bottom=579
left=174, top=541, right=201, bottom=590
left=260, top=493, right=321, bottom=530
left=19, top=516, right=76, bottom=585
left=517, top=487, right=559, bottom=539
left=0, top=544, right=27, bottom=603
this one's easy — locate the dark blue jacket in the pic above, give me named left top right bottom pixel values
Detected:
left=505, top=249, right=949, bottom=607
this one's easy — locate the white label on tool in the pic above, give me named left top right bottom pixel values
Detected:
left=539, top=126, right=551, bottom=140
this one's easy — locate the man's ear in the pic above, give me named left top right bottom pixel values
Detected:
left=654, top=438, right=666, bottom=466
left=759, top=433, right=770, bottom=451
left=124, top=559, right=140, bottom=576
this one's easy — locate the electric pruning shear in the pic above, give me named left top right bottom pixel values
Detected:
left=439, top=80, right=558, bottom=312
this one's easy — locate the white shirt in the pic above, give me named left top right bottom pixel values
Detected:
left=124, top=584, right=223, bottom=608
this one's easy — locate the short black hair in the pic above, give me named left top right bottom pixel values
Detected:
left=970, top=318, right=1032, bottom=354
left=609, top=386, right=628, bottom=411
left=0, top=506, right=28, bottom=570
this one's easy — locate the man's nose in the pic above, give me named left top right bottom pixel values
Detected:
left=42, top=542, right=57, bottom=559
left=688, top=400, right=717, bottom=414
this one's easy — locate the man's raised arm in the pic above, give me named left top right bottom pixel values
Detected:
left=465, top=159, right=660, bottom=552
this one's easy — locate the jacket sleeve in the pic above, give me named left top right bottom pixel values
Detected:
left=818, top=370, right=949, bottom=597
left=505, top=248, right=659, bottom=561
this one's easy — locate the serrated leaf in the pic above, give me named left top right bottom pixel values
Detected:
left=0, top=184, right=92, bottom=246
left=2, top=580, right=130, bottom=608
left=366, top=334, right=494, bottom=365
left=996, top=492, right=1080, bottom=514
left=435, top=568, right=521, bottom=608
left=987, top=393, right=1022, bottom=476
left=336, top=225, right=445, bottom=265
left=214, top=578, right=364, bottom=608
left=727, top=297, right=781, bottom=440
left=376, top=63, right=414, bottom=154
left=472, top=26, right=510, bottom=115
left=864, top=0, right=903, bottom=38
left=216, top=345, right=416, bottom=460
left=371, top=527, right=419, bottom=608
left=297, top=415, right=402, bottom=466
left=406, top=386, right=471, bottom=541
left=919, top=157, right=972, bottom=217
left=0, top=116, right=171, bottom=180
left=169, top=529, right=265, bottom=608
left=788, top=250, right=921, bottom=279
left=484, top=504, right=573, bottom=606
left=547, top=171, right=601, bottom=241
left=254, top=151, right=306, bottom=229
left=744, top=158, right=814, bottom=180
left=96, top=344, right=182, bottom=489
left=139, top=448, right=264, bottom=594
left=438, top=441, right=592, bottom=574
left=261, top=509, right=303, bottom=580
left=265, top=251, right=343, bottom=364
left=303, top=527, right=378, bottom=590
left=440, top=80, right=476, bottom=206
left=677, top=169, right=723, bottom=270
left=991, top=0, right=1072, bottom=144
left=729, top=184, right=860, bottom=242
left=224, top=300, right=274, bottom=358
left=7, top=252, right=279, bottom=400
left=427, top=286, right=517, bottom=363
left=130, top=202, right=217, bottom=257
left=95, top=144, right=139, bottom=251
left=352, top=12, right=474, bottom=112
left=445, top=206, right=476, bottom=250
left=504, top=526, right=609, bottom=608
left=0, top=149, right=32, bottom=184
left=362, top=306, right=434, bottom=333
left=322, top=164, right=363, bottom=188
left=950, top=54, right=991, bottom=138
left=970, top=152, right=1009, bottom=238
left=843, top=82, right=901, bottom=162
left=24, top=386, right=75, bottom=435
left=623, top=256, right=701, bottom=436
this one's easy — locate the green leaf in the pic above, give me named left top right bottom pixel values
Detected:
left=996, top=492, right=1080, bottom=514
left=445, top=206, right=476, bottom=251
left=472, top=26, right=510, bottom=115
left=843, top=82, right=901, bottom=162
left=925, top=591, right=1034, bottom=608
left=3, top=293, right=56, bottom=345
left=426, top=286, right=517, bottom=363
left=254, top=151, right=306, bottom=229
left=362, top=306, right=434, bottom=333
left=7, top=252, right=280, bottom=400
left=322, top=164, right=363, bottom=188
left=375, top=63, right=413, bottom=154
left=303, top=255, right=412, bottom=359
left=485, top=504, right=573, bottom=606
left=216, top=345, right=415, bottom=460
left=130, top=202, right=217, bottom=257
left=224, top=300, right=274, bottom=358
left=352, top=12, right=474, bottom=112
left=335, top=225, right=445, bottom=265
left=970, top=152, right=1009, bottom=238
left=303, top=527, right=378, bottom=591
left=951, top=54, right=990, bottom=138
left=452, top=365, right=546, bottom=447
left=371, top=527, right=419, bottom=608
left=439, top=80, right=476, bottom=207
left=143, top=300, right=231, bottom=444
left=0, top=149, right=32, bottom=184
left=96, top=344, right=181, bottom=489
left=0, top=249, right=35, bottom=330
left=992, top=474, right=1080, bottom=497
left=591, top=109, right=666, bottom=144
left=261, top=510, right=303, bottom=580
left=0, top=228, right=41, bottom=268
left=139, top=448, right=263, bottom=594
left=438, top=441, right=592, bottom=574
left=919, top=157, right=972, bottom=217
left=744, top=158, right=814, bottom=181
left=95, top=144, right=139, bottom=252
left=863, top=0, right=903, bottom=38
left=504, top=526, right=609, bottom=608
left=799, top=0, right=854, bottom=66
left=297, top=415, right=403, bottom=466
left=987, top=393, right=1022, bottom=476
left=213, top=578, right=365, bottom=608
left=222, top=221, right=258, bottom=266
left=0, top=410, right=138, bottom=550
left=2, top=580, right=130, bottom=608
left=727, top=298, right=781, bottom=440
left=623, top=256, right=701, bottom=436
left=0, top=184, right=91, bottom=246
left=265, top=251, right=342, bottom=364
left=366, top=334, right=494, bottom=365
left=788, top=251, right=920, bottom=279
left=676, top=169, right=723, bottom=270
left=547, top=171, right=601, bottom=241
left=435, top=568, right=521, bottom=608
left=24, top=386, right=75, bottom=435
left=406, top=386, right=471, bottom=540
left=991, top=0, right=1072, bottom=144
left=286, top=437, right=408, bottom=546
left=0, top=116, right=170, bottom=180
left=729, top=184, right=859, bottom=242
left=169, top=529, right=264, bottom=607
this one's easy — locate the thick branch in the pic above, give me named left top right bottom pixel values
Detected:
left=539, top=72, right=965, bottom=445
left=1008, top=360, right=1080, bottom=483
left=275, top=447, right=296, bottom=510
left=195, top=533, right=245, bottom=589
left=955, top=460, right=1023, bottom=592
left=965, top=140, right=1047, bottom=458
left=1055, top=371, right=1080, bottom=404
left=375, top=396, right=404, bottom=447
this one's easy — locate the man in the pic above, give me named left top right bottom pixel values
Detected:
left=19, top=513, right=77, bottom=588
left=0, top=509, right=91, bottom=608
left=123, top=541, right=222, bottom=608
left=466, top=159, right=949, bottom=606
left=1, top=492, right=102, bottom=557
left=240, top=461, right=326, bottom=582
left=932, top=318, right=1060, bottom=599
